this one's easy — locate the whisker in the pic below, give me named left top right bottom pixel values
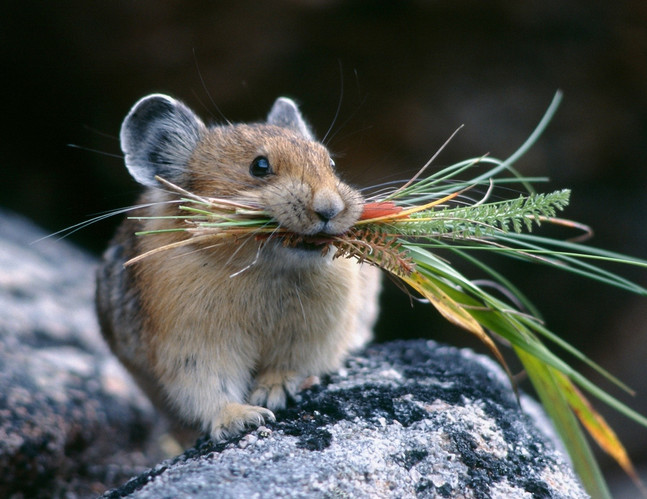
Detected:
left=80, top=124, right=119, bottom=141
left=229, top=240, right=264, bottom=278
left=192, top=48, right=232, bottom=126
left=322, top=60, right=344, bottom=145
left=293, top=285, right=307, bottom=322
left=67, top=143, right=124, bottom=160
left=32, top=200, right=182, bottom=244
left=387, top=125, right=464, bottom=199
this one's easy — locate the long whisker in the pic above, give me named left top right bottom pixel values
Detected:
left=67, top=143, right=124, bottom=159
left=32, top=200, right=182, bottom=244
left=386, top=125, right=464, bottom=199
left=322, top=62, right=344, bottom=145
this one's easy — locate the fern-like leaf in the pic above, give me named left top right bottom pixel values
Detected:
left=391, top=189, right=571, bottom=240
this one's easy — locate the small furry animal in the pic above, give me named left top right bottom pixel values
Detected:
left=96, top=94, right=381, bottom=441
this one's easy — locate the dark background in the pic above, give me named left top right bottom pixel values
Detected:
left=3, top=1, right=646, bottom=492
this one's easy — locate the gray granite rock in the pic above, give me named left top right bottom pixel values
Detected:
left=103, top=341, right=587, bottom=499
left=0, top=210, right=160, bottom=498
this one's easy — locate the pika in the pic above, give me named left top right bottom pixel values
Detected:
left=96, top=94, right=381, bottom=442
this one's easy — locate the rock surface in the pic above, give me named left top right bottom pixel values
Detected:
left=1, top=209, right=587, bottom=498
left=103, top=341, right=587, bottom=499
left=0, top=210, right=161, bottom=498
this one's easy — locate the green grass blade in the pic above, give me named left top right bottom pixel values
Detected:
left=516, top=348, right=611, bottom=499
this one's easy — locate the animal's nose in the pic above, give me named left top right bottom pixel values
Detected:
left=315, top=208, right=337, bottom=222
left=312, top=190, right=344, bottom=222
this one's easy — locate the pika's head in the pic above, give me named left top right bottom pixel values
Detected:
left=120, top=94, right=363, bottom=237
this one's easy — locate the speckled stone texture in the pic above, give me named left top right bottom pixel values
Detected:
left=0, top=210, right=160, bottom=498
left=103, top=341, right=587, bottom=499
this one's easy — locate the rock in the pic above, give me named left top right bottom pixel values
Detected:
left=0, top=209, right=161, bottom=498
left=103, top=341, right=587, bottom=499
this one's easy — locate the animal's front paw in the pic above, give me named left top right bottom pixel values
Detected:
left=249, top=371, right=303, bottom=410
left=210, top=402, right=275, bottom=441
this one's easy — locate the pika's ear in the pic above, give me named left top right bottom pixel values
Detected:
left=120, top=94, right=206, bottom=187
left=267, top=97, right=314, bottom=140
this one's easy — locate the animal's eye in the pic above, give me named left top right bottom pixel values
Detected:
left=250, top=156, right=272, bottom=177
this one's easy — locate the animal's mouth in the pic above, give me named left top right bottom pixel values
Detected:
left=253, top=231, right=339, bottom=254
left=278, top=233, right=335, bottom=253
left=291, top=239, right=329, bottom=252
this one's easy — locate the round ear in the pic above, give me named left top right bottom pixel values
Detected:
left=120, top=94, right=206, bottom=187
left=266, top=97, right=314, bottom=140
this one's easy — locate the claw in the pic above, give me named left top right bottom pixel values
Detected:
left=210, top=403, right=275, bottom=441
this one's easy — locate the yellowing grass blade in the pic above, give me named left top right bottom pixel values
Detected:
left=553, top=370, right=646, bottom=494
left=400, top=270, right=516, bottom=395
left=404, top=272, right=485, bottom=336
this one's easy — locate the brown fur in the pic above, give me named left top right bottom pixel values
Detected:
left=96, top=96, right=381, bottom=442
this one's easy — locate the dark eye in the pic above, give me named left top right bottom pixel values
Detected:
left=250, top=156, right=272, bottom=177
